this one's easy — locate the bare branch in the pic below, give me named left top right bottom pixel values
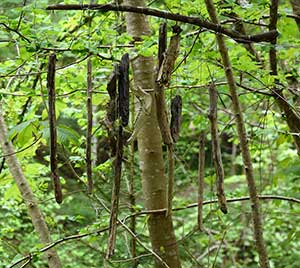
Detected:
left=208, top=83, right=228, bottom=214
left=86, top=57, right=93, bottom=194
left=197, top=131, right=206, bottom=230
left=46, top=4, right=278, bottom=43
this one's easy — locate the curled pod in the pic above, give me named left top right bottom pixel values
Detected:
left=170, top=95, right=182, bottom=143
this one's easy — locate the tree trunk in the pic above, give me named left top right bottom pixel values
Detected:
left=123, top=1, right=181, bottom=267
left=290, top=0, right=300, bottom=31
left=0, top=102, right=61, bottom=268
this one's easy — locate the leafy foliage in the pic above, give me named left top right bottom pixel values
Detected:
left=0, top=0, right=300, bottom=267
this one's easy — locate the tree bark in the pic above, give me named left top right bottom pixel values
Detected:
left=290, top=0, right=300, bottom=31
left=0, top=102, right=61, bottom=268
left=123, top=1, right=181, bottom=267
left=204, top=0, right=270, bottom=267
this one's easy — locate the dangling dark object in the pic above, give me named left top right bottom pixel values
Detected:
left=0, top=158, right=5, bottom=174
left=106, top=64, right=118, bottom=123
left=170, top=95, right=182, bottom=143
left=118, top=53, right=130, bottom=127
left=47, top=53, right=63, bottom=204
left=107, top=53, right=128, bottom=256
left=157, top=25, right=182, bottom=87
left=105, top=64, right=119, bottom=158
left=158, top=22, right=167, bottom=68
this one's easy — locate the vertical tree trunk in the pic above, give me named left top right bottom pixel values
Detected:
left=123, top=1, right=181, bottom=267
left=204, top=0, right=270, bottom=267
left=0, top=102, right=61, bottom=268
left=290, top=0, right=300, bottom=30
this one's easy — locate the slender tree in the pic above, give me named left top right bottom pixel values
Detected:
left=0, top=102, right=61, bottom=268
left=123, top=0, right=181, bottom=267
left=204, top=0, right=270, bottom=267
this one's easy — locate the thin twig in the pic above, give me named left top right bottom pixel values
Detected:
left=8, top=226, right=110, bottom=268
left=0, top=22, right=31, bottom=43
left=208, top=83, right=228, bottom=214
left=0, top=136, right=41, bottom=159
left=198, top=131, right=206, bottom=230
left=86, top=57, right=93, bottom=194
left=94, top=195, right=170, bottom=268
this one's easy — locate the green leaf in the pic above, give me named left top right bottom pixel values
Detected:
left=41, top=123, right=80, bottom=146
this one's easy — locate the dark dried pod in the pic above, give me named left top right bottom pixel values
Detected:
left=106, top=64, right=119, bottom=123
left=118, top=53, right=130, bottom=127
left=47, top=53, right=63, bottom=204
left=157, top=26, right=182, bottom=87
left=170, top=95, right=182, bottom=143
left=158, top=22, right=167, bottom=68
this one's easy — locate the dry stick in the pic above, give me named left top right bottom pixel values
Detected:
left=46, top=4, right=278, bottom=43
left=166, top=143, right=175, bottom=216
left=86, top=57, right=93, bottom=194
left=204, top=0, right=270, bottom=267
left=47, top=53, right=63, bottom=204
left=129, top=92, right=137, bottom=267
left=208, top=83, right=228, bottom=214
left=197, top=131, right=206, bottom=230
left=106, top=125, right=123, bottom=258
left=8, top=226, right=109, bottom=268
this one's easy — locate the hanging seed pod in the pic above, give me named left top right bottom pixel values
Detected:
left=118, top=53, right=130, bottom=127
left=157, top=25, right=182, bottom=87
left=47, top=53, right=63, bottom=204
left=106, top=64, right=118, bottom=123
left=105, top=64, right=119, bottom=158
left=158, top=22, right=167, bottom=68
left=170, top=95, right=182, bottom=143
